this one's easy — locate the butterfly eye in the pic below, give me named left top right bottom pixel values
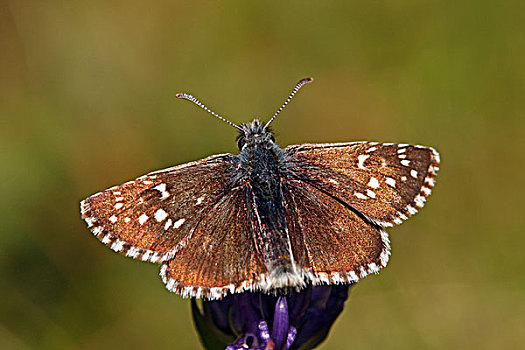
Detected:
left=237, top=137, right=246, bottom=150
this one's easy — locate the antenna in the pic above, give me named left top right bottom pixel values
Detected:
left=264, top=77, right=313, bottom=129
left=175, top=92, right=243, bottom=131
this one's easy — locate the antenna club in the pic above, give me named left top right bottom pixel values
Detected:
left=175, top=93, right=190, bottom=99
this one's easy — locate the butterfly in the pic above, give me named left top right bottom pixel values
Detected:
left=80, top=78, right=440, bottom=300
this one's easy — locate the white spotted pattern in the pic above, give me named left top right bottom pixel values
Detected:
left=357, top=154, right=369, bottom=170
left=92, top=227, right=103, bottom=236
left=368, top=177, right=380, bottom=189
left=173, top=218, right=185, bottom=228
left=114, top=202, right=124, bottom=210
left=79, top=142, right=438, bottom=301
left=111, top=240, right=125, bottom=252
left=407, top=205, right=418, bottom=215
left=386, top=146, right=440, bottom=228
left=138, top=214, right=149, bottom=225
left=159, top=229, right=391, bottom=300
left=385, top=177, right=396, bottom=187
left=154, top=209, right=168, bottom=222
left=354, top=192, right=368, bottom=200
left=154, top=183, right=170, bottom=199
left=85, top=217, right=95, bottom=227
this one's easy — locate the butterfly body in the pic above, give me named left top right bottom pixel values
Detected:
left=80, top=79, right=440, bottom=300
left=235, top=119, right=303, bottom=289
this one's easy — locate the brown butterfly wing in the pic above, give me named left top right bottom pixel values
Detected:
left=160, top=186, right=267, bottom=299
left=285, top=142, right=440, bottom=227
left=282, top=177, right=390, bottom=284
left=80, top=153, right=237, bottom=263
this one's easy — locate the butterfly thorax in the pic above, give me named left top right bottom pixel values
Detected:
left=235, top=119, right=303, bottom=289
left=236, top=119, right=288, bottom=182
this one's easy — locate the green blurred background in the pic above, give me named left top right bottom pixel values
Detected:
left=1, top=1, right=524, bottom=349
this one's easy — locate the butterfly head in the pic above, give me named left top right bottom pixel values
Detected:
left=237, top=119, right=275, bottom=151
left=176, top=77, right=313, bottom=153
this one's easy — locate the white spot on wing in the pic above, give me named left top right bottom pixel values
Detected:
left=127, top=247, right=140, bottom=258
left=407, top=205, right=418, bottom=215
left=164, top=218, right=172, bottom=230
left=138, top=214, right=149, bottom=225
left=366, top=189, right=376, bottom=198
left=196, top=196, right=204, bottom=205
left=368, top=177, right=380, bottom=189
left=368, top=263, right=379, bottom=274
left=109, top=215, right=118, bottom=223
left=114, top=202, right=124, bottom=210
left=397, top=212, right=408, bottom=221
left=154, top=209, right=168, bottom=222
left=115, top=197, right=124, bottom=201
left=401, top=160, right=411, bottom=166
left=124, top=217, right=131, bottom=223
left=415, top=195, right=426, bottom=208
left=142, top=251, right=151, bottom=261
left=154, top=183, right=170, bottom=199
left=411, top=169, right=418, bottom=178
left=357, top=155, right=369, bottom=170
left=173, top=218, right=185, bottom=228
left=111, top=240, right=124, bottom=252
left=354, top=192, right=368, bottom=200
left=85, top=217, right=95, bottom=227
left=385, top=177, right=396, bottom=187
left=329, top=179, right=339, bottom=185
left=401, top=176, right=408, bottom=181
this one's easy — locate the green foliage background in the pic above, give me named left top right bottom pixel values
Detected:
left=1, top=1, right=524, bottom=349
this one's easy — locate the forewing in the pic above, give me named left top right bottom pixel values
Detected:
left=160, top=187, right=267, bottom=299
left=283, top=178, right=390, bottom=284
left=285, top=142, right=440, bottom=227
left=80, top=153, right=237, bottom=263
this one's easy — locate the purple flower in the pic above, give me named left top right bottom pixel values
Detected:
left=191, top=284, right=352, bottom=350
